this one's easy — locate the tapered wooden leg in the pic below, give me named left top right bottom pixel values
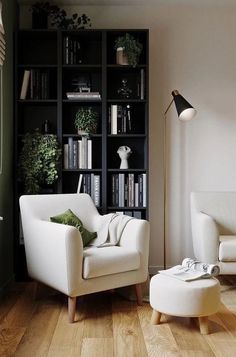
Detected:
left=199, top=316, right=209, bottom=334
left=68, top=296, right=77, bottom=323
left=151, top=310, right=162, bottom=324
left=135, top=283, right=143, bottom=305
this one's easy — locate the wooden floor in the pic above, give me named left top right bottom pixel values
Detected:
left=1, top=276, right=236, bottom=356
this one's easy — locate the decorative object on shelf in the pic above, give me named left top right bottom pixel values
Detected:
left=114, top=33, right=143, bottom=67
left=42, top=119, right=50, bottom=134
left=49, top=5, right=91, bottom=30
left=30, top=2, right=91, bottom=30
left=19, top=129, right=61, bottom=194
left=117, top=78, right=132, bottom=99
left=74, top=107, right=98, bottom=135
left=117, top=146, right=132, bottom=169
left=72, top=75, right=91, bottom=92
left=31, top=2, right=51, bottom=29
left=163, top=90, right=197, bottom=269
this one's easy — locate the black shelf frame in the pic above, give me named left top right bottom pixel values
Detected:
left=14, top=28, right=149, bottom=280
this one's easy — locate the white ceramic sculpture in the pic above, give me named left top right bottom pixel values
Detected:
left=117, top=146, right=132, bottom=169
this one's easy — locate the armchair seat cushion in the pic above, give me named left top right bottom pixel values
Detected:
left=219, top=235, right=236, bottom=262
left=83, top=246, right=140, bottom=279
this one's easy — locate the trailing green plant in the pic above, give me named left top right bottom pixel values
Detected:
left=74, top=107, right=98, bottom=134
left=30, top=2, right=91, bottom=29
left=114, top=33, right=143, bottom=67
left=19, top=130, right=61, bottom=194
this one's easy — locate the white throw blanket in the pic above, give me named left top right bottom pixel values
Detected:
left=89, top=213, right=133, bottom=247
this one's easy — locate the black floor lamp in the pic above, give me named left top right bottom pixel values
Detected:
left=163, top=90, right=197, bottom=269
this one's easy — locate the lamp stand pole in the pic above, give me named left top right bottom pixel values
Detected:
left=163, top=98, right=174, bottom=269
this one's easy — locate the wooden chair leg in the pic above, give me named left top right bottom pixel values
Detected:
left=135, top=283, right=143, bottom=305
left=68, top=296, right=77, bottom=323
left=199, top=316, right=209, bottom=334
left=151, top=309, right=162, bottom=325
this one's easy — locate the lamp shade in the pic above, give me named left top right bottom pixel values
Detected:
left=172, top=90, right=197, bottom=121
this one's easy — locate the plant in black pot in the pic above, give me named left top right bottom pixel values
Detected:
left=19, top=129, right=61, bottom=194
left=31, top=1, right=51, bottom=29
left=74, top=107, right=98, bottom=135
left=114, top=33, right=143, bottom=67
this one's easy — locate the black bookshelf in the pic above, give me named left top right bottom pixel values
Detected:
left=14, top=29, right=149, bottom=280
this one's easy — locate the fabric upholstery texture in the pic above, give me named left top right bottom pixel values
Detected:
left=191, top=192, right=236, bottom=274
left=150, top=274, right=220, bottom=317
left=50, top=208, right=97, bottom=247
left=19, top=193, right=150, bottom=297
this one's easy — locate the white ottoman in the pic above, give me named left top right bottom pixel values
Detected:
left=150, top=274, right=221, bottom=334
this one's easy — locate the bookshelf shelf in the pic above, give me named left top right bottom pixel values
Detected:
left=14, top=28, right=148, bottom=280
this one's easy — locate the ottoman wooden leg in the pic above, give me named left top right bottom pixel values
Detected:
left=199, top=316, right=209, bottom=334
left=151, top=309, right=162, bottom=325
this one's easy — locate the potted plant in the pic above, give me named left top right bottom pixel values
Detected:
left=74, top=107, right=98, bottom=135
left=19, top=130, right=61, bottom=194
left=31, top=2, right=51, bottom=29
left=114, top=33, right=143, bottom=67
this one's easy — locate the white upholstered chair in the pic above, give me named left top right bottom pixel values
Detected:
left=191, top=192, right=236, bottom=274
left=19, top=193, right=150, bottom=322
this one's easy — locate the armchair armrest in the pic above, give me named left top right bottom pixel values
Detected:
left=191, top=212, right=219, bottom=264
left=23, top=219, right=84, bottom=296
left=119, top=219, right=150, bottom=279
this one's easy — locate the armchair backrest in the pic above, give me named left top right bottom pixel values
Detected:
left=20, top=193, right=100, bottom=232
left=191, top=192, right=236, bottom=234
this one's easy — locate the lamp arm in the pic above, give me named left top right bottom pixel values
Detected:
left=164, top=98, right=174, bottom=117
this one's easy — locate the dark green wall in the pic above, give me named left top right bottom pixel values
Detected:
left=0, top=0, right=17, bottom=295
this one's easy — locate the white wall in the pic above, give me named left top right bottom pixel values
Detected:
left=20, top=2, right=236, bottom=271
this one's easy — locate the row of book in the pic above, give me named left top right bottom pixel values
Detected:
left=77, top=174, right=100, bottom=207
left=64, top=136, right=92, bottom=169
left=20, top=69, right=50, bottom=100
left=64, top=36, right=82, bottom=65
left=113, top=211, right=143, bottom=219
left=111, top=173, right=147, bottom=207
left=108, top=104, right=132, bottom=134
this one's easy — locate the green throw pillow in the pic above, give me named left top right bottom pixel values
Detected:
left=50, top=209, right=97, bottom=247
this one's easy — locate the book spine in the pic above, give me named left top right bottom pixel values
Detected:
left=68, top=137, right=74, bottom=169
left=138, top=174, right=143, bottom=207
left=111, top=104, right=117, bottom=135
left=117, top=105, right=123, bottom=133
left=77, top=174, right=83, bottom=193
left=73, top=140, right=78, bottom=169
left=20, top=70, right=30, bottom=100
left=87, top=139, right=92, bottom=169
left=63, top=143, right=68, bottom=169
left=135, top=182, right=139, bottom=207
left=112, top=174, right=116, bottom=206
left=142, top=173, right=147, bottom=207
left=115, top=174, right=119, bottom=206
left=91, top=173, right=95, bottom=201
left=78, top=140, right=82, bottom=168
left=133, top=211, right=142, bottom=219
left=94, top=175, right=100, bottom=207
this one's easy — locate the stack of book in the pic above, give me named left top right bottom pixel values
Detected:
left=64, top=136, right=92, bottom=169
left=66, top=92, right=101, bottom=100
left=109, top=104, right=132, bottom=134
left=111, top=173, right=146, bottom=207
left=64, top=36, right=82, bottom=65
left=77, top=173, right=100, bottom=207
left=20, top=69, right=50, bottom=100
left=114, top=211, right=142, bottom=219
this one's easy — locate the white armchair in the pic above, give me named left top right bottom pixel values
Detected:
left=191, top=192, right=236, bottom=274
left=19, top=193, right=150, bottom=322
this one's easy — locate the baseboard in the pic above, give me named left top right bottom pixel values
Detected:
left=0, top=275, right=15, bottom=298
left=149, top=266, right=165, bottom=275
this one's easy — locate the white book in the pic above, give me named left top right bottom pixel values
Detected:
left=135, top=182, right=139, bottom=207
left=142, top=173, right=147, bottom=207
left=63, top=143, right=68, bottom=169
left=88, top=139, right=92, bottom=169
left=78, top=140, right=82, bottom=168
left=81, top=136, right=88, bottom=169
left=111, top=105, right=117, bottom=134
left=94, top=175, right=100, bottom=207
left=20, top=70, right=30, bottom=99
left=77, top=174, right=83, bottom=193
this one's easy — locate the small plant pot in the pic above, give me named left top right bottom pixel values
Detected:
left=32, top=11, right=48, bottom=29
left=78, top=129, right=89, bottom=136
left=116, top=47, right=129, bottom=65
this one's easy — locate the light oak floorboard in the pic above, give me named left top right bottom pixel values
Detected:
left=80, top=338, right=113, bottom=357
left=2, top=277, right=236, bottom=356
